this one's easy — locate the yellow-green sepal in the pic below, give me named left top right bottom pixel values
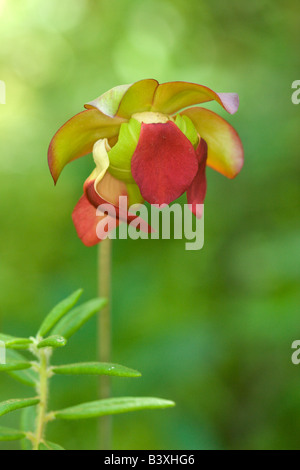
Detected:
left=175, top=114, right=199, bottom=148
left=126, top=183, right=144, bottom=206
left=107, top=118, right=141, bottom=183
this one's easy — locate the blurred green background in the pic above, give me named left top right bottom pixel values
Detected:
left=0, top=0, right=299, bottom=450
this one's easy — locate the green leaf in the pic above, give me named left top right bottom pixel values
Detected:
left=0, top=398, right=39, bottom=417
left=6, top=350, right=38, bottom=387
left=39, top=440, right=65, bottom=451
left=37, top=335, right=67, bottom=349
left=0, top=362, right=32, bottom=372
left=38, top=289, right=83, bottom=337
left=52, top=362, right=141, bottom=378
left=0, top=426, right=26, bottom=441
left=54, top=397, right=175, bottom=420
left=20, top=405, right=37, bottom=450
left=52, top=298, right=107, bottom=339
left=0, top=333, right=33, bottom=350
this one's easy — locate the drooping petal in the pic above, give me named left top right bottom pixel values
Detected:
left=186, top=139, right=208, bottom=218
left=182, top=107, right=244, bottom=178
left=152, top=81, right=239, bottom=115
left=48, top=109, right=126, bottom=183
left=84, top=170, right=135, bottom=221
left=116, top=79, right=159, bottom=119
left=84, top=171, right=150, bottom=231
left=84, top=83, right=132, bottom=117
left=72, top=194, right=118, bottom=247
left=92, top=139, right=110, bottom=187
left=131, top=121, right=199, bottom=205
left=84, top=170, right=128, bottom=209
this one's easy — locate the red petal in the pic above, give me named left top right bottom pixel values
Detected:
left=131, top=121, right=199, bottom=205
left=72, top=195, right=119, bottom=246
left=186, top=139, right=208, bottom=218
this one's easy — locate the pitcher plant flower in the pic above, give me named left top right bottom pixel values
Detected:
left=48, top=79, right=244, bottom=246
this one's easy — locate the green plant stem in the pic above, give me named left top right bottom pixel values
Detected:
left=33, top=349, right=50, bottom=450
left=98, top=237, right=112, bottom=450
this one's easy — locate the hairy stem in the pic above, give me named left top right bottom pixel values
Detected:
left=33, top=349, right=50, bottom=450
left=98, top=237, right=112, bottom=450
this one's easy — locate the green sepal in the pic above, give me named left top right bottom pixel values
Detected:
left=175, top=114, right=199, bottom=148
left=108, top=118, right=141, bottom=181
left=126, top=183, right=144, bottom=206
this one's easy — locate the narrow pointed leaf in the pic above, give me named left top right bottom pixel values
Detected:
left=52, top=298, right=108, bottom=339
left=6, top=350, right=38, bottom=387
left=54, top=397, right=175, bottom=420
left=0, top=398, right=39, bottom=418
left=52, top=362, right=141, bottom=378
left=39, top=440, right=65, bottom=450
left=0, top=334, right=33, bottom=350
left=37, top=335, right=67, bottom=349
left=0, top=362, right=32, bottom=372
left=38, top=289, right=83, bottom=337
left=0, top=426, right=26, bottom=441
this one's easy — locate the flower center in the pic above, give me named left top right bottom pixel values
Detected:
left=131, top=111, right=170, bottom=124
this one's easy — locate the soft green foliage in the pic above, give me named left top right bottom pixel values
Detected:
left=38, top=441, right=65, bottom=451
left=0, top=399, right=40, bottom=418
left=0, top=335, right=33, bottom=350
left=38, top=289, right=83, bottom=337
left=0, top=0, right=298, bottom=451
left=52, top=362, right=141, bottom=377
left=54, top=397, right=175, bottom=420
left=0, top=427, right=26, bottom=442
left=0, top=291, right=174, bottom=450
left=37, top=335, right=67, bottom=349
left=6, top=350, right=38, bottom=388
left=51, top=298, right=107, bottom=339
left=0, top=362, right=32, bottom=372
